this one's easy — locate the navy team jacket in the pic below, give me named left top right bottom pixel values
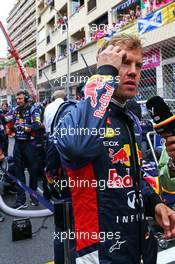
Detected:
left=54, top=66, right=161, bottom=264
left=13, top=104, right=41, bottom=141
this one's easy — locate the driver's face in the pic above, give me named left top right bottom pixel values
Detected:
left=113, top=47, right=143, bottom=103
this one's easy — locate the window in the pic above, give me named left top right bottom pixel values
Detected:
left=71, top=0, right=79, bottom=13
left=80, top=0, right=84, bottom=7
left=51, top=62, right=56, bottom=72
left=58, top=41, right=67, bottom=58
left=38, top=27, right=45, bottom=43
left=46, top=34, right=51, bottom=44
left=71, top=51, right=78, bottom=63
left=87, top=0, right=96, bottom=13
left=38, top=16, right=41, bottom=25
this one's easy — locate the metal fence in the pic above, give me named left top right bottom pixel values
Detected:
left=138, top=36, right=175, bottom=116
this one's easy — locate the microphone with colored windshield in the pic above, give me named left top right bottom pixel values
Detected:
left=146, top=96, right=175, bottom=135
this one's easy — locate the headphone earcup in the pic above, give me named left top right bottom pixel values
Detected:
left=24, top=91, right=30, bottom=103
left=25, top=95, right=29, bottom=103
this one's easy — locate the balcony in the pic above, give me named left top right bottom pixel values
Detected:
left=20, top=42, right=36, bottom=59
left=20, top=49, right=33, bottom=60
left=17, top=33, right=36, bottom=51
left=10, top=4, right=36, bottom=32
left=11, top=16, right=36, bottom=44
left=12, top=24, right=35, bottom=47
left=8, top=0, right=35, bottom=29
left=10, top=11, right=36, bottom=41
left=70, top=28, right=86, bottom=53
left=8, top=0, right=34, bottom=24
left=16, top=5, right=36, bottom=27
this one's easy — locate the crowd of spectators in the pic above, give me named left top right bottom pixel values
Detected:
left=67, top=0, right=173, bottom=52
left=38, top=0, right=174, bottom=68
left=39, top=56, right=56, bottom=70
left=146, top=0, right=172, bottom=13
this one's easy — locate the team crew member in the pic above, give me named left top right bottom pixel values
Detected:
left=54, top=34, right=175, bottom=264
left=12, top=91, right=42, bottom=209
left=44, top=90, right=66, bottom=134
left=43, top=90, right=66, bottom=200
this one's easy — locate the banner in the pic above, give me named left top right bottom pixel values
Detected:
left=115, top=0, right=139, bottom=11
left=161, top=1, right=175, bottom=24
left=97, top=38, right=105, bottom=48
left=142, top=48, right=161, bottom=70
left=120, top=23, right=138, bottom=35
left=97, top=2, right=175, bottom=48
left=137, top=10, right=163, bottom=34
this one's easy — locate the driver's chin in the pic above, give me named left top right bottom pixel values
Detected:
left=121, top=93, right=136, bottom=102
left=127, top=94, right=136, bottom=99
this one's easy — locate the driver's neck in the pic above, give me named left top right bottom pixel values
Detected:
left=111, top=97, right=126, bottom=108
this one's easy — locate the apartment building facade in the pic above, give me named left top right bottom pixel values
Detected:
left=0, top=67, right=36, bottom=104
left=36, top=0, right=175, bottom=102
left=7, top=0, right=36, bottom=65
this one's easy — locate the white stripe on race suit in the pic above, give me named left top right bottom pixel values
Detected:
left=157, top=247, right=175, bottom=264
left=76, top=250, right=99, bottom=264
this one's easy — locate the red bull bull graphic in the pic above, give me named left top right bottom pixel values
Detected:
left=109, top=145, right=131, bottom=167
left=84, top=75, right=114, bottom=118
left=108, top=168, right=133, bottom=188
left=84, top=75, right=108, bottom=108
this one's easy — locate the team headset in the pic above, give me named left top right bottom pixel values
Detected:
left=24, top=91, right=30, bottom=103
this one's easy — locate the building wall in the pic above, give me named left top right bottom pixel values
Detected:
left=7, top=0, right=37, bottom=65
left=0, top=67, right=36, bottom=103
left=36, top=0, right=175, bottom=98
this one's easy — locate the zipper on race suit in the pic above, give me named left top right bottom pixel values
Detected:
left=125, top=123, right=141, bottom=200
left=125, top=122, right=143, bottom=260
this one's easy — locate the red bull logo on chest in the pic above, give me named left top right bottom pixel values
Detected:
left=109, top=145, right=131, bottom=167
left=84, top=75, right=107, bottom=108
